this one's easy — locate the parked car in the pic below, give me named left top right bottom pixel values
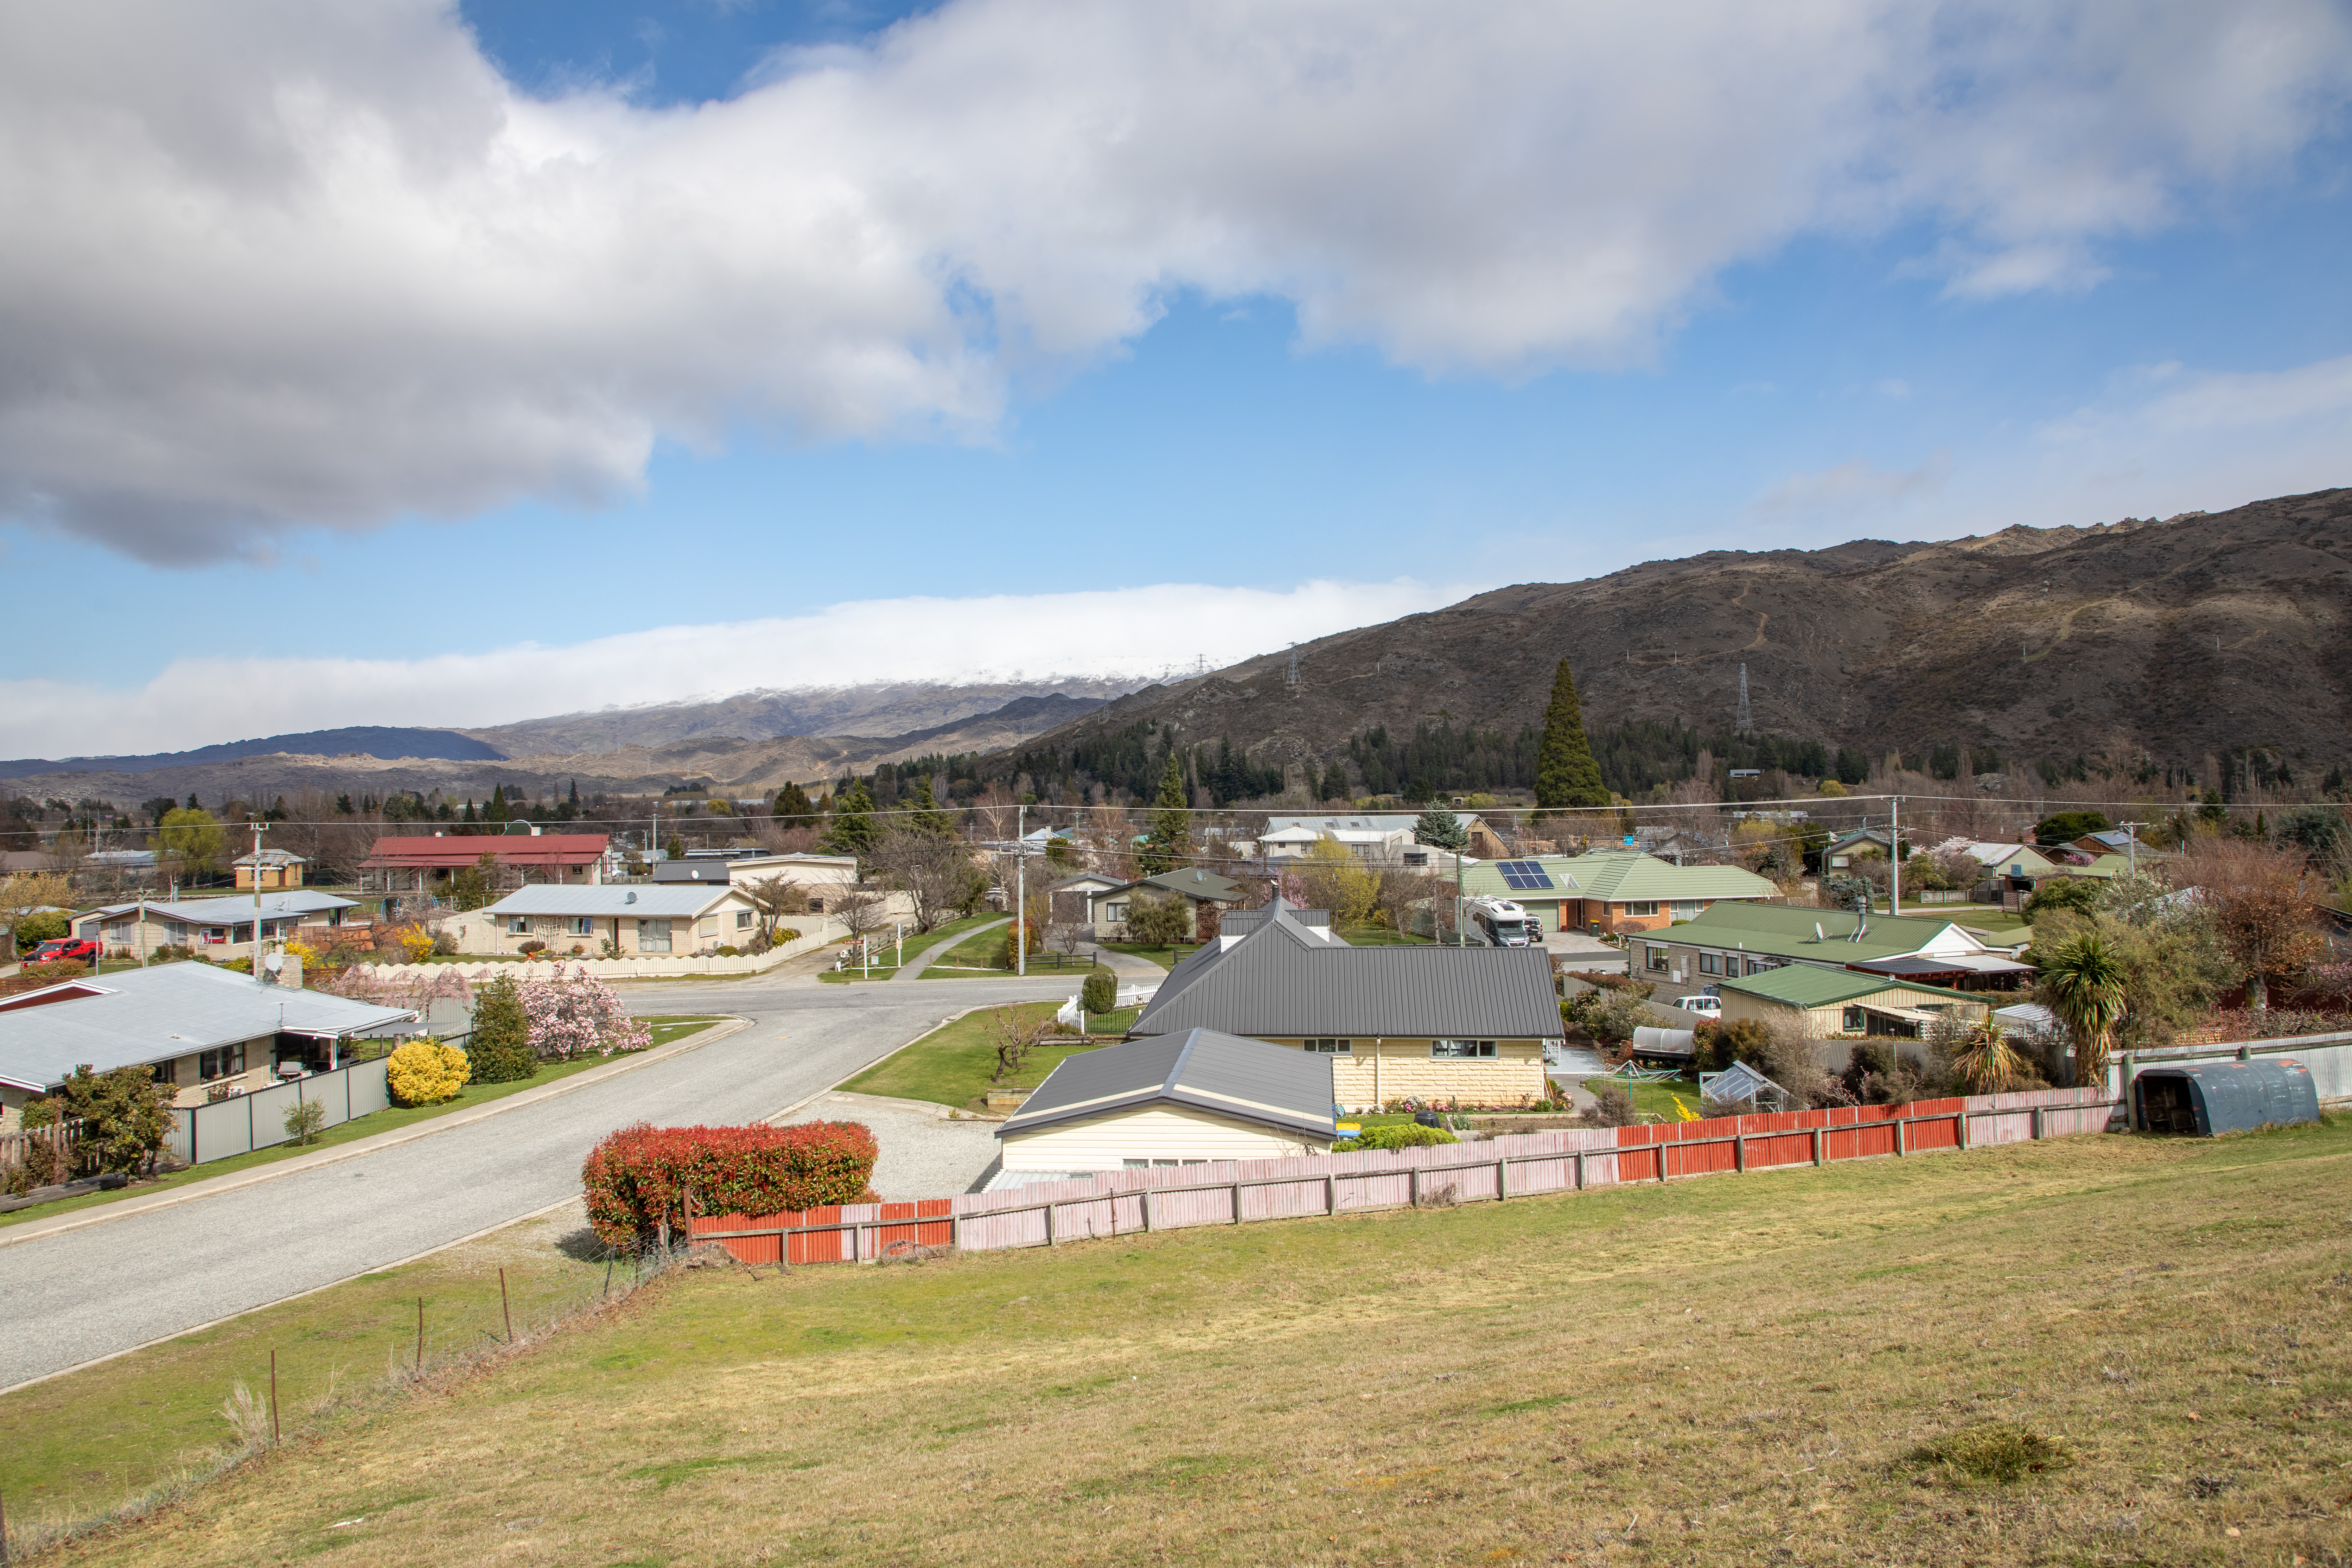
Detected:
left=27, top=937, right=100, bottom=964
left=1673, top=994, right=1721, bottom=1018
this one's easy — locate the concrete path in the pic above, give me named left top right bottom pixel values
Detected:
left=0, top=963, right=1072, bottom=1393
left=891, top=917, right=1008, bottom=981
left=777, top=1090, right=1002, bottom=1198
left=1087, top=943, right=1171, bottom=986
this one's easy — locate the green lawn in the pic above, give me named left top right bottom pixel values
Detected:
left=839, top=1001, right=1104, bottom=1109
left=1094, top=941, right=1198, bottom=971
left=818, top=914, right=1012, bottom=981
left=0, top=1019, right=721, bottom=1231
left=1576, top=1074, right=1702, bottom=1121
left=1332, top=923, right=1436, bottom=945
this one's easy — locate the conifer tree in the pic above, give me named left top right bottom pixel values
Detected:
left=1535, top=660, right=1609, bottom=809
left=1141, top=754, right=1192, bottom=875
left=821, top=780, right=881, bottom=862
left=467, top=973, right=538, bottom=1084
left=772, top=782, right=817, bottom=830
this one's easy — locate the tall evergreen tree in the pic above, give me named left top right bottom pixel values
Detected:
left=1140, top=754, right=1192, bottom=875
left=467, top=973, right=537, bottom=1084
left=903, top=777, right=955, bottom=837
left=1414, top=807, right=1470, bottom=853
left=772, top=782, right=818, bottom=830
left=1321, top=762, right=1350, bottom=803
left=821, top=780, right=881, bottom=862
left=1535, top=660, right=1609, bottom=809
left=485, top=784, right=511, bottom=826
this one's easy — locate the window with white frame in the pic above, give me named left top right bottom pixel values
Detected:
left=639, top=918, right=672, bottom=953
left=199, top=1044, right=246, bottom=1081
left=166, top=922, right=189, bottom=944
left=1302, top=1038, right=1352, bottom=1053
left=1430, top=1039, right=1497, bottom=1059
left=1627, top=901, right=1658, bottom=917
left=1104, top=901, right=1129, bottom=923
left=508, top=916, right=528, bottom=934
left=735, top=910, right=754, bottom=929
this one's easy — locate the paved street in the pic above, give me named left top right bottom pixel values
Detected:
left=0, top=961, right=1069, bottom=1392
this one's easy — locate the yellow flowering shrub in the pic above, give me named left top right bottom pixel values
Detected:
left=385, top=1039, right=471, bottom=1107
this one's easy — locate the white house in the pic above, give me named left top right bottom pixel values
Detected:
left=75, top=891, right=358, bottom=962
left=993, top=1028, right=1339, bottom=1179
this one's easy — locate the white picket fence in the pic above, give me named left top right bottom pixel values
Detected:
left=357, top=918, right=847, bottom=983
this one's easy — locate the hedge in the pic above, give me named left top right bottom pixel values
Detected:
left=1331, top=1123, right=1459, bottom=1153
left=581, top=1120, right=880, bottom=1247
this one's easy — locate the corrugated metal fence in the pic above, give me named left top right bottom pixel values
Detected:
left=690, top=1084, right=2120, bottom=1264
left=166, top=1057, right=394, bottom=1165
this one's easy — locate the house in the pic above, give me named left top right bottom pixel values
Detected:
left=0, top=963, right=416, bottom=1129
left=477, top=882, right=766, bottom=957
left=1823, top=829, right=1893, bottom=869
left=1045, top=871, right=1130, bottom=931
left=694, top=852, right=862, bottom=911
left=1934, top=839, right=2064, bottom=910
left=1456, top=852, right=1780, bottom=937
left=1128, top=901, right=1563, bottom=1111
left=358, top=832, right=612, bottom=894
left=1090, top=868, right=1250, bottom=941
left=74, top=891, right=358, bottom=961
left=1715, top=964, right=1990, bottom=1040
left=1257, top=813, right=1480, bottom=868
left=993, top=1029, right=1339, bottom=1177
left=233, top=848, right=309, bottom=889
left=1634, top=900, right=2016, bottom=993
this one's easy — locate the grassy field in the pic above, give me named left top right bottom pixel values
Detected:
left=33, top=1115, right=2352, bottom=1566
left=0, top=1020, right=722, bottom=1232
left=1094, top=941, right=1197, bottom=971
left=1331, top=923, right=1435, bottom=946
left=837, top=1001, right=1120, bottom=1109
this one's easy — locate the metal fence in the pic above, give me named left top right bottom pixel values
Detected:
left=689, top=1083, right=2123, bottom=1263
left=167, top=1057, right=394, bottom=1166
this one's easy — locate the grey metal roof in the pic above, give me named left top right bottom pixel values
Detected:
left=1133, top=909, right=1563, bottom=1040
left=1220, top=901, right=1331, bottom=936
left=84, top=891, right=355, bottom=924
left=997, top=1028, right=1337, bottom=1141
left=1117, top=868, right=1248, bottom=902
left=0, top=964, right=417, bottom=1090
left=484, top=885, right=734, bottom=917
left=652, top=861, right=732, bottom=883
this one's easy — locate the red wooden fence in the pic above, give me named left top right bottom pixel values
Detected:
left=683, top=1085, right=2118, bottom=1266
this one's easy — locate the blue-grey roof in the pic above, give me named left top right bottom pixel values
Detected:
left=1133, top=908, right=1563, bottom=1040
left=1220, top=901, right=1331, bottom=936
left=83, top=891, right=355, bottom=925
left=1114, top=868, right=1248, bottom=902
left=998, top=1028, right=1337, bottom=1141
left=484, top=885, right=735, bottom=917
left=0, top=964, right=416, bottom=1090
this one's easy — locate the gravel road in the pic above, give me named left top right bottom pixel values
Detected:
left=0, top=963, right=1069, bottom=1391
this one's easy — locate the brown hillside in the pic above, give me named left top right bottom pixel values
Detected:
left=1024, top=487, right=2352, bottom=780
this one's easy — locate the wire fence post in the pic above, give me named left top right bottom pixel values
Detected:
left=270, top=1348, right=280, bottom=1444
left=500, top=1267, right=513, bottom=1344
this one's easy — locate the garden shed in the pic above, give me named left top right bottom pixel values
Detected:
left=2132, top=1059, right=2320, bottom=1136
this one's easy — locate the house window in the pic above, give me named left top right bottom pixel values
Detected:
left=202, top=926, right=228, bottom=944
left=570, top=917, right=595, bottom=937
left=1430, top=1039, right=1497, bottom=1059
left=1698, top=952, right=1720, bottom=975
left=166, top=922, right=189, bottom=944
left=1104, top=902, right=1129, bottom=923
left=105, top=922, right=133, bottom=943
left=152, top=1059, right=178, bottom=1087
left=199, top=1044, right=246, bottom=1081
left=1670, top=900, right=1702, bottom=920
left=735, top=910, right=754, bottom=930
left=1303, top=1039, right=1352, bottom=1053
left=1646, top=945, right=1669, bottom=973
left=1843, top=1006, right=1864, bottom=1031
left=507, top=916, right=529, bottom=934
left=1627, top=901, right=1659, bottom=917
left=639, top=918, right=672, bottom=953
left=699, top=916, right=718, bottom=938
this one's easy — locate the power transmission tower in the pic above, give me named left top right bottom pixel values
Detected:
left=1736, top=663, right=1753, bottom=734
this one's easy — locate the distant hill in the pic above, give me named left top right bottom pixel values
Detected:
left=1001, top=487, right=2352, bottom=795
left=0, top=726, right=504, bottom=780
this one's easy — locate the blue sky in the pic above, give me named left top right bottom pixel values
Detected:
left=4, top=1, right=2351, bottom=756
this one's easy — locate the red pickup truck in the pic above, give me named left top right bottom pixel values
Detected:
left=26, top=937, right=100, bottom=965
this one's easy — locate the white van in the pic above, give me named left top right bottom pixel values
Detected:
left=1674, top=994, right=1722, bottom=1019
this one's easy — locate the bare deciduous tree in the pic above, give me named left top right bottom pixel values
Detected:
left=871, top=829, right=984, bottom=934
left=831, top=887, right=887, bottom=940
left=740, top=875, right=809, bottom=943
left=987, top=1005, right=1044, bottom=1083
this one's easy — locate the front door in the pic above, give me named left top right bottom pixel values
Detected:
left=639, top=918, right=672, bottom=953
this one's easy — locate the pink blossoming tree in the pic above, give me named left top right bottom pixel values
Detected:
left=520, top=965, right=653, bottom=1061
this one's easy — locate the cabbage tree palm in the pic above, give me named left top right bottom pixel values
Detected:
left=2037, top=929, right=2128, bottom=1087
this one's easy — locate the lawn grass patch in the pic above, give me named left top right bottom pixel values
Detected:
left=838, top=1002, right=1101, bottom=1109
left=1331, top=924, right=1435, bottom=946
left=47, top=1116, right=2352, bottom=1567
left=1576, top=1074, right=1702, bottom=1120
left=0, top=1021, right=719, bottom=1231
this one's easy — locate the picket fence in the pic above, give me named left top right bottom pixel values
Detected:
left=358, top=917, right=848, bottom=984
left=0, top=1116, right=83, bottom=1178
left=688, top=1083, right=2120, bottom=1264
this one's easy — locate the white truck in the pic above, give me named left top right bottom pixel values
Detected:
left=1467, top=896, right=1533, bottom=947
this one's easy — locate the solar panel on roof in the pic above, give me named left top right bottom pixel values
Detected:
left=1497, top=860, right=1553, bottom=890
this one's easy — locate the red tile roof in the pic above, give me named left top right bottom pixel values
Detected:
left=360, top=833, right=610, bottom=871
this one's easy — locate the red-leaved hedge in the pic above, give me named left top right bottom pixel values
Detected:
left=581, top=1120, right=880, bottom=1247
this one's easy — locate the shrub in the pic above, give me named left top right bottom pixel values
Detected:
left=431, top=929, right=458, bottom=956
left=468, top=972, right=538, bottom=1083
left=1125, top=894, right=1191, bottom=948
left=395, top=926, right=435, bottom=964
left=283, top=1099, right=328, bottom=1146
left=517, top=939, right=547, bottom=957
left=20, top=958, right=88, bottom=983
left=520, top=965, right=651, bottom=1061
left=12, top=909, right=68, bottom=954
left=1330, top=1122, right=1459, bottom=1152
left=999, top=919, right=1041, bottom=968
left=580, top=1121, right=880, bottom=1247
left=1081, top=968, right=1118, bottom=1015
left=44, top=1064, right=176, bottom=1175
left=385, top=1039, right=471, bottom=1106
left=1582, top=1082, right=1636, bottom=1127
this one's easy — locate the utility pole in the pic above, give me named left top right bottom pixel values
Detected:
left=2120, top=820, right=2146, bottom=876
left=1454, top=849, right=1466, bottom=946
left=250, top=819, right=268, bottom=979
left=1015, top=802, right=1027, bottom=977
left=1888, top=796, right=1901, bottom=917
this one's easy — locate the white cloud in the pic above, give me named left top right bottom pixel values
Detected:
left=0, top=2, right=2345, bottom=563
left=1754, top=453, right=1951, bottom=515
left=0, top=576, right=1474, bottom=758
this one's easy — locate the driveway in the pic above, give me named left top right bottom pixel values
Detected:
left=0, top=961, right=1070, bottom=1392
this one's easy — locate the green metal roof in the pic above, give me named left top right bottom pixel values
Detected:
left=1455, top=852, right=1777, bottom=904
left=1718, top=965, right=1980, bottom=1009
left=1664, top=900, right=1984, bottom=962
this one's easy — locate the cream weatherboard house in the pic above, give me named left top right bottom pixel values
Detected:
left=993, top=1029, right=1340, bottom=1178
left=474, top=883, right=767, bottom=957
left=1126, top=899, right=1564, bottom=1111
